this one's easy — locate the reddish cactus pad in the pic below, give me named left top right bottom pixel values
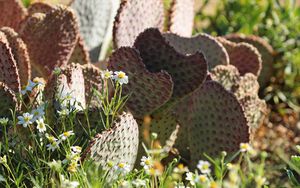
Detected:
left=113, top=0, right=164, bottom=48
left=0, top=0, right=27, bottom=31
left=0, top=32, right=21, bottom=93
left=217, top=37, right=262, bottom=76
left=134, top=28, right=208, bottom=99
left=85, top=112, right=139, bottom=171
left=19, top=6, right=79, bottom=77
left=108, top=47, right=173, bottom=119
left=187, top=81, right=249, bottom=167
left=163, top=33, right=229, bottom=70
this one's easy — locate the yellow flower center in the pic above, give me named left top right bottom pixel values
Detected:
left=145, top=159, right=151, bottom=165
left=118, top=72, right=126, bottom=79
left=202, top=164, right=209, bottom=170
left=48, top=136, right=56, bottom=143
left=24, top=116, right=31, bottom=122
left=240, top=143, right=249, bottom=150
left=210, top=182, right=218, bottom=188
left=118, top=163, right=125, bottom=168
left=199, top=175, right=207, bottom=183
left=178, top=163, right=184, bottom=170
left=104, top=72, right=111, bottom=78
left=63, top=132, right=70, bottom=137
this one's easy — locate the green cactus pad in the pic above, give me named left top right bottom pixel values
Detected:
left=84, top=112, right=139, bottom=171
left=168, top=0, right=194, bottom=37
left=0, top=0, right=27, bottom=31
left=0, top=32, right=21, bottom=93
left=69, top=35, right=91, bottom=65
left=113, top=0, right=164, bottom=48
left=217, top=37, right=262, bottom=76
left=108, top=47, right=173, bottom=119
left=19, top=6, right=79, bottom=77
left=225, top=34, right=274, bottom=87
left=187, top=81, right=249, bottom=168
left=0, top=82, right=19, bottom=117
left=134, top=28, right=208, bottom=99
left=27, top=2, right=54, bottom=15
left=163, top=33, right=229, bottom=70
left=82, top=64, right=104, bottom=107
left=1, top=27, right=31, bottom=87
left=71, top=0, right=114, bottom=62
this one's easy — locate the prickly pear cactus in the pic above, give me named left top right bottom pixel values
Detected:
left=168, top=0, right=195, bottom=37
left=0, top=27, right=31, bottom=87
left=113, top=0, right=164, bottom=48
left=225, top=34, right=274, bottom=87
left=217, top=37, right=262, bottom=76
left=108, top=47, right=173, bottom=119
left=71, top=0, right=118, bottom=62
left=186, top=81, right=249, bottom=168
left=163, top=32, right=229, bottom=70
left=210, top=65, right=267, bottom=132
left=84, top=112, right=139, bottom=171
left=0, top=82, right=19, bottom=117
left=19, top=6, right=79, bottom=77
left=134, top=28, right=207, bottom=100
left=0, top=0, right=27, bottom=31
left=0, top=32, right=21, bottom=93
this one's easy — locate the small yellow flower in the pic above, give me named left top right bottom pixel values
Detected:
left=199, top=175, right=208, bottom=183
left=240, top=143, right=252, bottom=152
left=209, top=181, right=219, bottom=188
left=67, top=161, right=78, bottom=173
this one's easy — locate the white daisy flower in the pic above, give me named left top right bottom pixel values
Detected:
left=31, top=106, right=45, bottom=122
left=140, top=156, right=153, bottom=170
left=239, top=143, right=252, bottom=153
left=36, top=118, right=47, bottom=133
left=59, top=131, right=75, bottom=141
left=186, top=172, right=197, bottom=186
left=47, top=141, right=60, bottom=151
left=113, top=162, right=130, bottom=175
left=113, top=71, right=128, bottom=85
left=197, top=160, right=211, bottom=174
left=101, top=70, right=113, bottom=79
left=71, top=146, right=82, bottom=154
left=17, top=112, right=34, bottom=127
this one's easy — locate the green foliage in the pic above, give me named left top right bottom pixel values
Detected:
left=196, top=0, right=300, bottom=111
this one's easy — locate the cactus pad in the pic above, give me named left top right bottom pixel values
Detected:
left=233, top=73, right=260, bottom=100
left=0, top=82, right=19, bottom=117
left=210, top=65, right=240, bottom=90
left=69, top=35, right=91, bottom=65
left=217, top=37, right=262, bottom=76
left=27, top=2, right=54, bottom=15
left=0, top=32, right=21, bottom=93
left=0, top=0, right=27, bottom=30
left=113, top=0, right=164, bottom=48
left=85, top=112, right=139, bottom=171
left=31, top=0, right=74, bottom=5
left=108, top=47, right=173, bottom=119
left=82, top=64, right=104, bottom=107
left=71, top=0, right=113, bottom=61
left=163, top=33, right=229, bottom=70
left=187, top=81, right=249, bottom=167
left=1, top=27, right=31, bottom=87
left=168, top=0, right=195, bottom=37
left=134, top=28, right=208, bottom=99
left=19, top=6, right=79, bottom=77
left=225, top=34, right=274, bottom=87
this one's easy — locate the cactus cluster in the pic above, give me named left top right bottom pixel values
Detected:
left=0, top=0, right=273, bottom=171
left=108, top=28, right=267, bottom=168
